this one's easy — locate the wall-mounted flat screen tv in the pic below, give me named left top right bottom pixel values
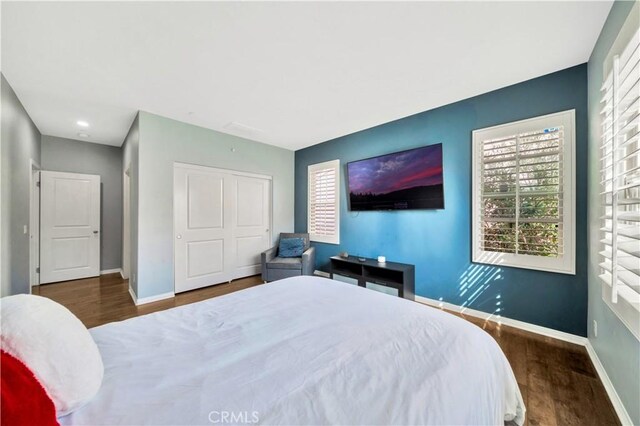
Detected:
left=347, top=144, right=444, bottom=211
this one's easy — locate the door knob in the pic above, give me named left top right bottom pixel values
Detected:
left=176, top=234, right=182, bottom=239
left=93, top=230, right=99, bottom=234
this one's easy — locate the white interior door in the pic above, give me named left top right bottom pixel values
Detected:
left=40, top=171, right=100, bottom=284
left=174, top=165, right=233, bottom=293
left=174, top=164, right=271, bottom=293
left=232, top=176, right=270, bottom=279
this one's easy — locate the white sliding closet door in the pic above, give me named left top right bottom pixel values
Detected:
left=40, top=171, right=101, bottom=284
left=174, top=164, right=271, bottom=293
left=174, top=166, right=233, bottom=293
left=232, top=176, right=271, bottom=279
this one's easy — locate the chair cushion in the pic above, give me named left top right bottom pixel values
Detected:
left=267, top=257, right=303, bottom=270
left=278, top=237, right=304, bottom=258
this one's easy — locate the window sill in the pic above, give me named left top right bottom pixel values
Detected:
left=472, top=251, right=575, bottom=275
left=309, top=236, right=340, bottom=245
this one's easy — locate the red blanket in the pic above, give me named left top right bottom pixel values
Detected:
left=1, top=350, right=58, bottom=426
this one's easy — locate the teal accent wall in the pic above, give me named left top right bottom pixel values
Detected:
left=295, top=64, right=588, bottom=336
left=587, top=1, right=639, bottom=423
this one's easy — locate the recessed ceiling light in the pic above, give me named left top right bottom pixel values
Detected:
left=77, top=132, right=90, bottom=138
left=77, top=120, right=89, bottom=127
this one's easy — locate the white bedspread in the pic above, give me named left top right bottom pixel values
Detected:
left=60, top=276, right=525, bottom=425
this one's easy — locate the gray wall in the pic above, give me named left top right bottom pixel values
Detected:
left=1, top=73, right=41, bottom=296
left=122, top=115, right=139, bottom=296
left=41, top=135, right=123, bottom=271
left=135, top=111, right=294, bottom=299
left=587, top=1, right=640, bottom=424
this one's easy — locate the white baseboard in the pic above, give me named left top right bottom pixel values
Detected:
left=314, top=270, right=330, bottom=278
left=100, top=268, right=123, bottom=276
left=416, top=295, right=588, bottom=346
left=128, top=285, right=174, bottom=306
left=128, top=285, right=137, bottom=305
left=415, top=295, right=632, bottom=425
left=585, top=341, right=634, bottom=425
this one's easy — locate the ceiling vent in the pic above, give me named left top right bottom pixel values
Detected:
left=223, top=122, right=264, bottom=140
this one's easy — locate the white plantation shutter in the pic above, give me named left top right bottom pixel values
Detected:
left=308, top=160, right=340, bottom=244
left=472, top=110, right=575, bottom=274
left=599, top=26, right=640, bottom=329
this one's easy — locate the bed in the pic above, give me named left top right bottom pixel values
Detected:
left=59, top=276, right=525, bottom=425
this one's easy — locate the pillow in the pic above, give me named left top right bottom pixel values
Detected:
left=0, top=294, right=104, bottom=416
left=1, top=350, right=59, bottom=426
left=278, top=237, right=305, bottom=258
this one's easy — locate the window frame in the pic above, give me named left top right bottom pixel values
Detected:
left=472, top=110, right=576, bottom=275
left=308, top=159, right=340, bottom=245
left=598, top=2, right=640, bottom=340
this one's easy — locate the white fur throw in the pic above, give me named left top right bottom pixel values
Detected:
left=0, top=294, right=104, bottom=416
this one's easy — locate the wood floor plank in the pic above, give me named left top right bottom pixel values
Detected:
left=526, top=357, right=558, bottom=426
left=34, top=274, right=620, bottom=426
left=588, top=375, right=622, bottom=426
left=549, top=366, right=587, bottom=426
left=500, top=331, right=528, bottom=387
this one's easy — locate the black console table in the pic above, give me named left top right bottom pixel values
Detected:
left=329, top=256, right=415, bottom=301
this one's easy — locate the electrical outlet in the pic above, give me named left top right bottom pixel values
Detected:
left=593, top=320, right=598, bottom=338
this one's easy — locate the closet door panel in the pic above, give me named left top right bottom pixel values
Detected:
left=174, top=166, right=232, bottom=293
left=232, top=176, right=271, bottom=279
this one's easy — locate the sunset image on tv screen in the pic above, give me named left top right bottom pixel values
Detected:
left=347, top=144, right=444, bottom=211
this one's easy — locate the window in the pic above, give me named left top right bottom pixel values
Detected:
left=308, top=160, right=340, bottom=244
left=599, top=21, right=640, bottom=339
left=472, top=110, right=575, bottom=274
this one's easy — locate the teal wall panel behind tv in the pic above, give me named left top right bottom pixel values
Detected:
left=295, top=64, right=588, bottom=336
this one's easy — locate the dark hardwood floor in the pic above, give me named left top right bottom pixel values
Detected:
left=33, top=273, right=264, bottom=328
left=447, top=313, right=620, bottom=426
left=34, top=273, right=619, bottom=426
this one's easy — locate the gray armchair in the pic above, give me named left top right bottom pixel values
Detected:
left=261, top=233, right=316, bottom=282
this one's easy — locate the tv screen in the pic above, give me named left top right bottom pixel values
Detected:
left=347, top=144, right=444, bottom=211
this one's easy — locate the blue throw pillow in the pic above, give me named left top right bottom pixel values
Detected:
left=279, top=237, right=305, bottom=258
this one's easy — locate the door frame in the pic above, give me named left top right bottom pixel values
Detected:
left=29, top=159, right=41, bottom=290
left=122, top=165, right=131, bottom=279
left=172, top=162, right=273, bottom=292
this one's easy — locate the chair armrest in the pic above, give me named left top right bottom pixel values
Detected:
left=261, top=246, right=278, bottom=281
left=262, top=246, right=278, bottom=264
left=301, top=246, right=316, bottom=276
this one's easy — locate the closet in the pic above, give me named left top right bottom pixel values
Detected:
left=173, top=163, right=271, bottom=293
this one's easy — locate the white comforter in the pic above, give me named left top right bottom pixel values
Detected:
left=60, top=276, right=525, bottom=425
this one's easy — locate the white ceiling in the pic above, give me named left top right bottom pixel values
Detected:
left=2, top=1, right=612, bottom=150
